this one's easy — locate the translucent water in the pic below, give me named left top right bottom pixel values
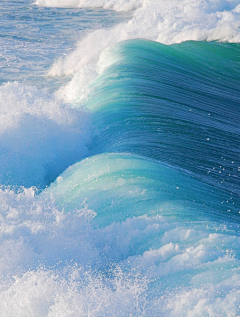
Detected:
left=0, top=0, right=240, bottom=316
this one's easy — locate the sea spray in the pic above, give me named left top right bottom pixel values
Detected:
left=1, top=0, right=240, bottom=315
left=1, top=185, right=240, bottom=316
left=0, top=82, right=91, bottom=187
left=38, top=0, right=240, bottom=80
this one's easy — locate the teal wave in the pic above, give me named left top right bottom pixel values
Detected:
left=43, top=40, right=240, bottom=222
left=43, top=152, right=239, bottom=228
left=83, top=40, right=240, bottom=201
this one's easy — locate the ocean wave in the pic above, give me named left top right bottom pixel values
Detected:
left=1, top=1, right=240, bottom=315
left=61, top=40, right=240, bottom=198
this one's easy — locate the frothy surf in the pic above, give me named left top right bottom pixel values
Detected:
left=1, top=0, right=240, bottom=316
left=35, top=0, right=240, bottom=81
left=0, top=82, right=91, bottom=188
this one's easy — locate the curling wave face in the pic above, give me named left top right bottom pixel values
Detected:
left=69, top=40, right=240, bottom=197
left=1, top=0, right=240, bottom=316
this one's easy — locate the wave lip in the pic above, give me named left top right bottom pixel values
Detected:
left=42, top=0, right=240, bottom=78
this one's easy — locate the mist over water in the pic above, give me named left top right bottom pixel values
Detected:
left=0, top=0, right=240, bottom=316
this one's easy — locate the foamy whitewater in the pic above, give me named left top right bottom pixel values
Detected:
left=0, top=0, right=240, bottom=316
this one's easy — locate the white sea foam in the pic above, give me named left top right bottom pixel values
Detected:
left=2, top=2, right=239, bottom=315
left=0, top=187, right=240, bottom=316
left=0, top=82, right=91, bottom=187
left=34, top=0, right=240, bottom=13
left=37, top=0, right=240, bottom=102
left=34, top=0, right=142, bottom=11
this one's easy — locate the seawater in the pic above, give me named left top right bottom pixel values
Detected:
left=0, top=0, right=240, bottom=316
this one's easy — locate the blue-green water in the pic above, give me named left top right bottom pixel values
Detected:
left=0, top=0, right=240, bottom=316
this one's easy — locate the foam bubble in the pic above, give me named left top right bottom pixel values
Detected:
left=0, top=82, right=92, bottom=187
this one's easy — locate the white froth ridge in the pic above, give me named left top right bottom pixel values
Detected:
left=0, top=82, right=91, bottom=187
left=34, top=0, right=142, bottom=11
left=43, top=0, right=240, bottom=102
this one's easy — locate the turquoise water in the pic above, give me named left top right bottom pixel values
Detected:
left=0, top=0, right=240, bottom=316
